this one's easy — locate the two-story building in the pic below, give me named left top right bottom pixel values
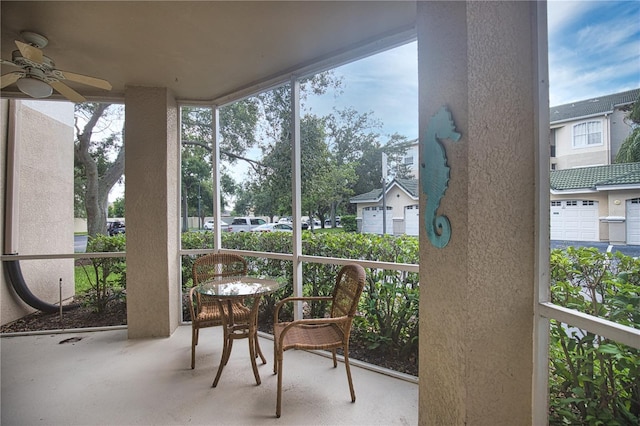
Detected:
left=549, top=88, right=640, bottom=244
left=549, top=88, right=638, bottom=170
left=352, top=88, right=640, bottom=243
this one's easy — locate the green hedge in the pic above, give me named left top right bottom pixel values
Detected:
left=549, top=247, right=639, bottom=425
left=181, top=231, right=419, bottom=360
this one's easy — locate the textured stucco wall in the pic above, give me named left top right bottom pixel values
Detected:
left=124, top=87, right=180, bottom=338
left=418, top=2, right=536, bottom=424
left=1, top=100, right=75, bottom=325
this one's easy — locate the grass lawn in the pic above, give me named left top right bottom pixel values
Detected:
left=74, top=265, right=94, bottom=294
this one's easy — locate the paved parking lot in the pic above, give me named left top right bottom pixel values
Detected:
left=551, top=240, right=640, bottom=258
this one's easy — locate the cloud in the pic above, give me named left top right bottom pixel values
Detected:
left=548, top=0, right=640, bottom=105
left=307, top=41, right=418, bottom=140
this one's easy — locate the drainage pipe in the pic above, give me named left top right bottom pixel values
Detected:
left=4, top=258, right=76, bottom=313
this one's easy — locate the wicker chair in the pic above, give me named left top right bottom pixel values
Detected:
left=189, top=253, right=250, bottom=369
left=273, top=263, right=366, bottom=418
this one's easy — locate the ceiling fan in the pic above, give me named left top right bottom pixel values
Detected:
left=0, top=31, right=112, bottom=103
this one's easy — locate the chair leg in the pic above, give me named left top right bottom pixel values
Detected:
left=276, top=356, right=283, bottom=418
left=254, top=332, right=266, bottom=364
left=248, top=331, right=261, bottom=385
left=273, top=337, right=278, bottom=374
left=332, top=349, right=337, bottom=368
left=343, top=345, right=356, bottom=402
left=191, top=326, right=197, bottom=369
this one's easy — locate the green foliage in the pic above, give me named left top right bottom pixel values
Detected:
left=340, top=215, right=357, bottom=232
left=615, top=96, right=640, bottom=163
left=549, top=247, right=640, bottom=425
left=180, top=231, right=419, bottom=360
left=80, top=234, right=126, bottom=313
left=108, top=196, right=125, bottom=217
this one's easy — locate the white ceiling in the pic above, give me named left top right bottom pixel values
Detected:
left=1, top=1, right=416, bottom=102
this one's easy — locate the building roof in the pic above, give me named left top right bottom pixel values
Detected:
left=550, top=162, right=640, bottom=191
left=349, top=178, right=419, bottom=203
left=550, top=88, right=639, bottom=124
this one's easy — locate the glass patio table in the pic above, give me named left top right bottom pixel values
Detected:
left=196, top=276, right=283, bottom=387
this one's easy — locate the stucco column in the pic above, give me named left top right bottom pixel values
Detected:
left=418, top=2, right=538, bottom=424
left=124, top=87, right=180, bottom=338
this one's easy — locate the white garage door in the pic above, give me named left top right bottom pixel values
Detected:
left=362, top=206, right=393, bottom=235
left=627, top=198, right=640, bottom=245
left=550, top=200, right=599, bottom=241
left=405, top=205, right=419, bottom=236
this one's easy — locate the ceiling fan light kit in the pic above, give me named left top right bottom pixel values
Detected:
left=16, top=76, right=52, bottom=98
left=1, top=31, right=112, bottom=102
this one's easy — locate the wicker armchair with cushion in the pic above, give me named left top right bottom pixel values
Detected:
left=189, top=253, right=250, bottom=369
left=272, top=263, right=366, bottom=418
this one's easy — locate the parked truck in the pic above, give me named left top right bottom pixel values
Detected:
left=225, top=217, right=267, bottom=232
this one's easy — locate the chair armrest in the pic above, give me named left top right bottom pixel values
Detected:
left=277, top=316, right=350, bottom=347
left=188, top=286, right=198, bottom=319
left=273, top=296, right=332, bottom=323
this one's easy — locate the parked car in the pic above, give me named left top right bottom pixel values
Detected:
left=251, top=223, right=293, bottom=233
left=324, top=216, right=341, bottom=227
left=203, top=220, right=215, bottom=230
left=226, top=217, right=267, bottom=232
left=107, top=221, right=125, bottom=236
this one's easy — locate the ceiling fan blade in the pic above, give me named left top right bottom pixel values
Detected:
left=54, top=69, right=112, bottom=91
left=15, top=40, right=43, bottom=64
left=49, top=80, right=86, bottom=103
left=1, top=59, right=20, bottom=68
left=1, top=72, right=24, bottom=88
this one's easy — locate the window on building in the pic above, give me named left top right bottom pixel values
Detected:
left=572, top=121, right=602, bottom=148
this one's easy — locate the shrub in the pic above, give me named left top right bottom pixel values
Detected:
left=549, top=247, right=639, bottom=425
left=180, top=230, right=419, bottom=359
left=340, top=215, right=357, bottom=232
left=80, top=234, right=126, bottom=313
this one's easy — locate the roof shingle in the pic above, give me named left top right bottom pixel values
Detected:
left=550, top=88, right=639, bottom=124
left=349, top=178, right=419, bottom=203
left=550, top=163, right=640, bottom=191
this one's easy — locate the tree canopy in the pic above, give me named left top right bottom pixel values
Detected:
left=74, top=70, right=414, bottom=234
left=179, top=71, right=413, bottom=226
left=615, top=96, right=640, bottom=163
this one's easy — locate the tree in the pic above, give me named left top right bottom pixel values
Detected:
left=325, top=109, right=411, bottom=216
left=109, top=197, right=125, bottom=217
left=225, top=73, right=343, bottom=217
left=180, top=103, right=262, bottom=225
left=615, top=96, right=640, bottom=163
left=75, top=103, right=125, bottom=237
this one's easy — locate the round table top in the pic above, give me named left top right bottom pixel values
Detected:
left=196, top=276, right=283, bottom=298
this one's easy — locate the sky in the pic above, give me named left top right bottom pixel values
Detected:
left=306, top=0, right=640, bottom=142
left=110, top=1, right=640, bottom=202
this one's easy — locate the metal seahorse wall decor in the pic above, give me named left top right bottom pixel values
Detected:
left=421, top=106, right=461, bottom=248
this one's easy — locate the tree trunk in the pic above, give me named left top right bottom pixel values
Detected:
left=75, top=104, right=125, bottom=237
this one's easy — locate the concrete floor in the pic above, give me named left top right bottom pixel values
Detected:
left=1, top=325, right=418, bottom=425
